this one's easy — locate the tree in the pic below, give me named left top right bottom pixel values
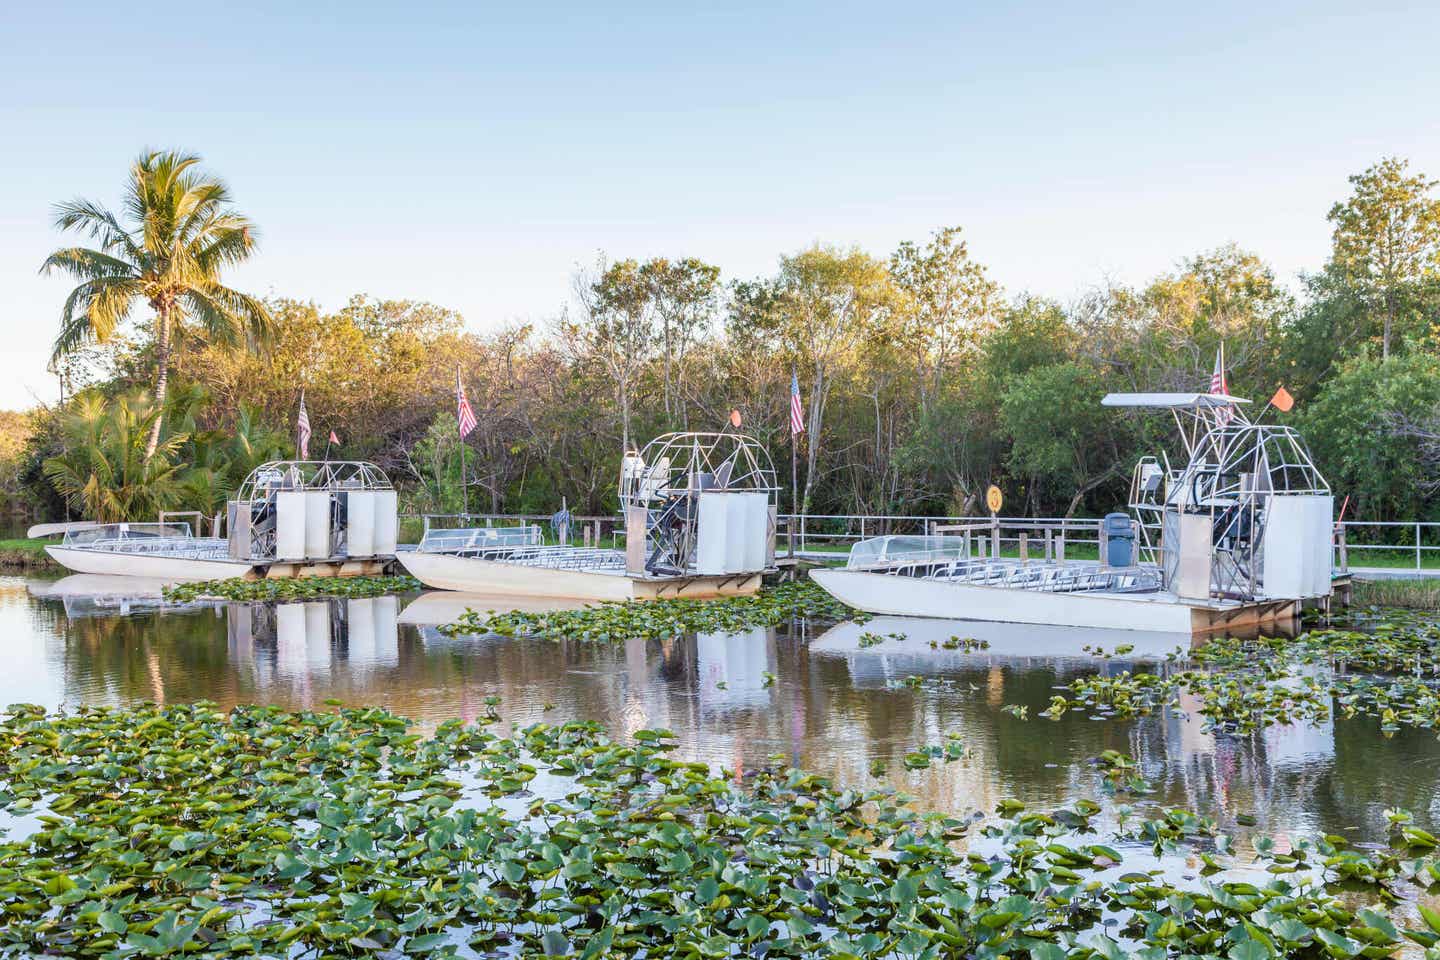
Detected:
left=731, top=245, right=894, bottom=513
left=890, top=226, right=1000, bottom=413
left=42, top=391, right=188, bottom=522
left=1300, top=353, right=1440, bottom=522
left=1082, top=246, right=1290, bottom=394
left=1327, top=157, right=1440, bottom=358
left=642, top=258, right=720, bottom=426
left=564, top=257, right=656, bottom=451
left=1000, top=361, right=1131, bottom=517
left=41, top=150, right=272, bottom=458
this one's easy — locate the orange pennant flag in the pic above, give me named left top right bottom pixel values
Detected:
left=1269, top=386, right=1294, bottom=412
left=729, top=409, right=742, bottom=428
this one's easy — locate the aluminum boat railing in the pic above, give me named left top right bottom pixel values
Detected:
left=925, top=558, right=1163, bottom=594
left=59, top=523, right=232, bottom=560
left=416, top=525, right=544, bottom=555
left=417, top=524, right=627, bottom=573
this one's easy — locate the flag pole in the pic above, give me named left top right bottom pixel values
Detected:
left=790, top=428, right=798, bottom=558
left=457, top=366, right=469, bottom=518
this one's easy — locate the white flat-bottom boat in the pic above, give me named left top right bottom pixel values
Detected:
left=44, top=524, right=256, bottom=581
left=810, top=389, right=1336, bottom=637
left=397, top=540, right=761, bottom=602
left=401, top=431, right=779, bottom=602
left=810, top=561, right=1300, bottom=635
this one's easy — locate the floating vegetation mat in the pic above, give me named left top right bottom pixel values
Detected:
left=1002, top=617, right=1440, bottom=737
left=162, top=575, right=421, bottom=603
left=441, top=581, right=860, bottom=643
left=4, top=702, right=1440, bottom=958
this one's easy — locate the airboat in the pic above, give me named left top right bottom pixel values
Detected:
left=398, top=432, right=779, bottom=601
left=811, top=393, right=1335, bottom=635
left=43, top=461, right=399, bottom=581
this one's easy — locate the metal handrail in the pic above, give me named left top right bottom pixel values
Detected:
left=397, top=512, right=1440, bottom=572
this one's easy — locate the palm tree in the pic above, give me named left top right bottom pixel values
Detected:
left=43, top=391, right=188, bottom=522
left=41, top=149, right=272, bottom=458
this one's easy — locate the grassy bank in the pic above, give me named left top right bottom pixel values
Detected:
left=0, top=538, right=60, bottom=572
left=1350, top=577, right=1440, bottom=610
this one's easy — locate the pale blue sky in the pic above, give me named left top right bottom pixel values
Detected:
left=3, top=1, right=1438, bottom=409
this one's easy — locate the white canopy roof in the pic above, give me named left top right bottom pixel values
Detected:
left=1101, top=392, right=1251, bottom=409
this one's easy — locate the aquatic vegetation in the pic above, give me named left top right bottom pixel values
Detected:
left=929, top=635, right=990, bottom=652
left=992, top=618, right=1440, bottom=738
left=1089, top=750, right=1153, bottom=795
left=442, top=580, right=859, bottom=644
left=162, top=574, right=421, bottom=603
left=856, top=630, right=903, bottom=648
left=0, top=702, right=1434, bottom=958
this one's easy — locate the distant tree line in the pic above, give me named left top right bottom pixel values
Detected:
left=5, top=153, right=1440, bottom=529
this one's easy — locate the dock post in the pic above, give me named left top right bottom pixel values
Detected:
left=1019, top=532, right=1029, bottom=562
left=1044, top=529, right=1053, bottom=561
left=1057, top=528, right=1066, bottom=564
left=991, top=516, right=1000, bottom=559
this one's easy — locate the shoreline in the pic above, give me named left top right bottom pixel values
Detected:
left=0, top=538, right=62, bottom=574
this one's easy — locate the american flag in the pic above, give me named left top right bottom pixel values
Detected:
left=1209, top=346, right=1227, bottom=395
left=296, top=392, right=311, bottom=458
left=790, top=370, right=805, bottom=436
left=1209, top=345, right=1233, bottom=424
left=456, top=368, right=478, bottom=439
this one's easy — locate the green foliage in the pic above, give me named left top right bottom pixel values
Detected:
left=1299, top=352, right=1440, bottom=521
left=29, top=153, right=1440, bottom=525
left=41, top=391, right=188, bottom=522
left=1000, top=361, right=1129, bottom=515
left=1327, top=156, right=1440, bottom=357
left=37, top=384, right=289, bottom=523
left=41, top=149, right=271, bottom=458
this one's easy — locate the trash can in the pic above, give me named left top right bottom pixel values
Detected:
left=1103, top=512, right=1136, bottom=567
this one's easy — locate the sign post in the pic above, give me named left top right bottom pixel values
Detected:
left=986, top=485, right=1003, bottom=559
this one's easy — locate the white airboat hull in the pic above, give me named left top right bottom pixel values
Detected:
left=45, top=546, right=255, bottom=582
left=397, top=550, right=762, bottom=602
left=809, top=568, right=1300, bottom=635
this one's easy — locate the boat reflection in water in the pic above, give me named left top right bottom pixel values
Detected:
left=228, top=596, right=400, bottom=680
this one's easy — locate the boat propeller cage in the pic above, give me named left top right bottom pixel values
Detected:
left=618, top=432, right=779, bottom=577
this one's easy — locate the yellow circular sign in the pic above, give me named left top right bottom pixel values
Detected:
left=986, top=485, right=1003, bottom=514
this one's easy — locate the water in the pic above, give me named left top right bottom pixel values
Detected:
left=6, top=573, right=1440, bottom=849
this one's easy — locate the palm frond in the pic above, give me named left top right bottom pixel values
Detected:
left=181, top=283, right=273, bottom=348
left=191, top=219, right=258, bottom=272
left=52, top=276, right=142, bottom=361
left=50, top=200, right=144, bottom=262
left=40, top=246, right=139, bottom=282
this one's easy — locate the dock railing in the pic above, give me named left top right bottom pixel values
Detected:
left=773, top=513, right=1107, bottom=563
left=398, top=512, right=1440, bottom=575
left=1331, top=521, right=1440, bottom=574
